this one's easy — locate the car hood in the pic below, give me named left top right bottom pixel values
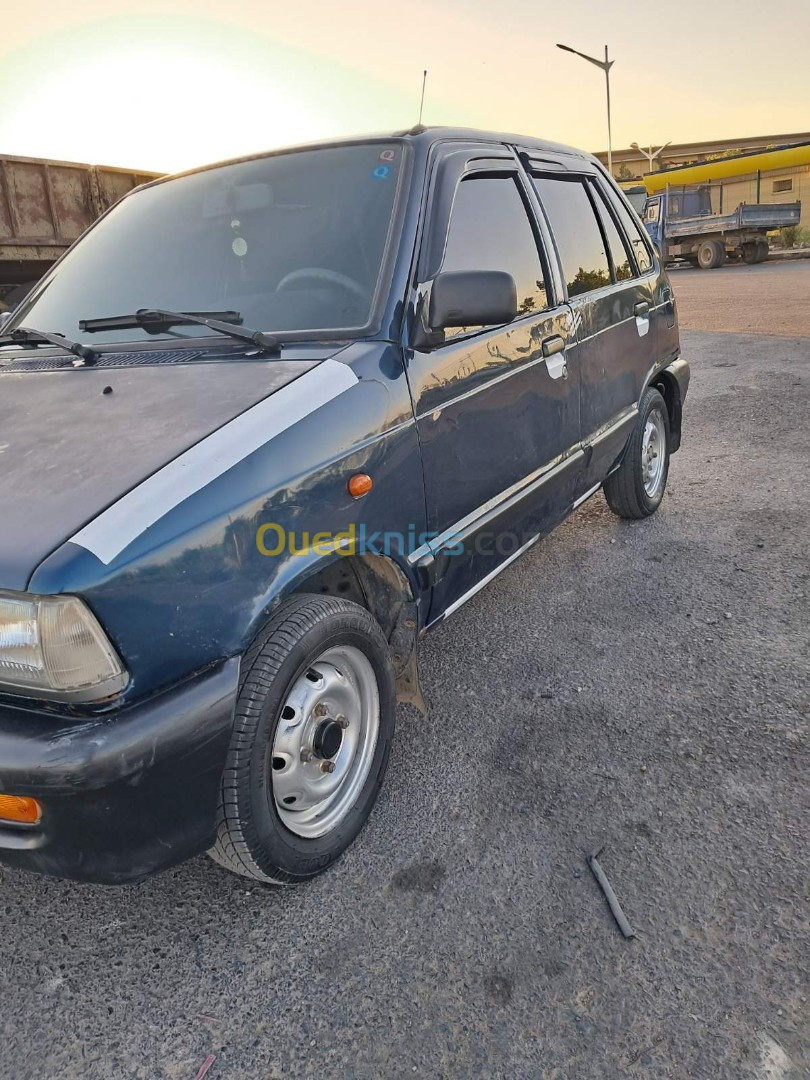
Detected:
left=0, top=349, right=334, bottom=591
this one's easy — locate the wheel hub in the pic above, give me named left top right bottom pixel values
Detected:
left=313, top=719, right=343, bottom=760
left=269, top=645, right=380, bottom=839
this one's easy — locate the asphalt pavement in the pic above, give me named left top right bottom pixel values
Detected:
left=1, top=261, right=808, bottom=1080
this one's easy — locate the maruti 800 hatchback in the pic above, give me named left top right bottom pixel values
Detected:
left=0, top=127, right=688, bottom=885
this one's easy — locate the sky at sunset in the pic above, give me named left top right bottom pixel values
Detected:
left=2, top=0, right=809, bottom=174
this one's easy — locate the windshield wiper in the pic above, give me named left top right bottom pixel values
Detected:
left=79, top=309, right=279, bottom=353
left=0, top=326, right=98, bottom=365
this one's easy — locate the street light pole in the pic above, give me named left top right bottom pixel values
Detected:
left=557, top=42, right=614, bottom=174
left=630, top=140, right=672, bottom=171
left=604, top=46, right=613, bottom=176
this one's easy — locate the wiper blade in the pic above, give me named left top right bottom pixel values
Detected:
left=79, top=309, right=279, bottom=353
left=0, top=326, right=98, bottom=365
left=79, top=309, right=242, bottom=331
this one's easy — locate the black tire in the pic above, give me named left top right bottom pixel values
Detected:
left=603, top=387, right=671, bottom=520
left=755, top=240, right=769, bottom=263
left=697, top=240, right=723, bottom=269
left=742, top=242, right=759, bottom=265
left=209, top=594, right=396, bottom=884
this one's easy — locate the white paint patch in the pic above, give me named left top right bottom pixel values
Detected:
left=636, top=315, right=650, bottom=337
left=758, top=1033, right=793, bottom=1079
left=71, top=359, right=358, bottom=565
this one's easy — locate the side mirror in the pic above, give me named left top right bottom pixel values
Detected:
left=429, top=270, right=517, bottom=332
left=0, top=311, right=11, bottom=333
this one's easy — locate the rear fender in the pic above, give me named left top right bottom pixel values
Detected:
left=647, top=357, right=690, bottom=453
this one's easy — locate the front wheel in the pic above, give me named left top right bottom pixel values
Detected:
left=604, top=387, right=671, bottom=520
left=209, top=594, right=396, bottom=884
left=697, top=239, right=724, bottom=269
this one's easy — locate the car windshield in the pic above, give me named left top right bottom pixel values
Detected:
left=8, top=142, right=404, bottom=347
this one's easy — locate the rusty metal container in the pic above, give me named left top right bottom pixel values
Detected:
left=0, top=155, right=162, bottom=301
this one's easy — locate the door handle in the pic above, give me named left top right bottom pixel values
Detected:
left=541, top=335, right=568, bottom=380
left=542, top=335, right=565, bottom=358
left=634, top=301, right=650, bottom=316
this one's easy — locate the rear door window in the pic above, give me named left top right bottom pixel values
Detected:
left=531, top=176, right=611, bottom=297
left=603, top=186, right=655, bottom=273
left=591, top=184, right=634, bottom=281
left=441, top=175, right=549, bottom=321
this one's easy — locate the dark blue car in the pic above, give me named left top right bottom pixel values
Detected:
left=0, top=128, right=688, bottom=884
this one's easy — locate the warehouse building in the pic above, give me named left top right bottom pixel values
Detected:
left=595, top=133, right=810, bottom=231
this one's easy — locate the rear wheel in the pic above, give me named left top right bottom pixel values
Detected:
left=604, top=387, right=671, bottom=520
left=755, top=240, right=769, bottom=263
left=209, top=594, right=396, bottom=884
left=743, top=242, right=759, bottom=264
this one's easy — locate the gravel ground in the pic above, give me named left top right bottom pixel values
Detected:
left=1, top=265, right=808, bottom=1079
left=672, top=259, right=810, bottom=337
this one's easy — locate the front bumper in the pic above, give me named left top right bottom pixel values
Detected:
left=0, top=659, right=239, bottom=884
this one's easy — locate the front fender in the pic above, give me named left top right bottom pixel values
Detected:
left=29, top=360, right=426, bottom=703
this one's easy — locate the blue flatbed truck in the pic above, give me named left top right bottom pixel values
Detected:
left=638, top=184, right=801, bottom=269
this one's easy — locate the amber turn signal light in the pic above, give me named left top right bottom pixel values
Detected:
left=348, top=473, right=373, bottom=498
left=0, top=794, right=42, bottom=825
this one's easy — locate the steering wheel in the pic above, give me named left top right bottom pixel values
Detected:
left=275, top=268, right=369, bottom=305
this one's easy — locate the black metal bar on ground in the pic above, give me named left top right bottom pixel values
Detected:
left=587, top=845, right=636, bottom=939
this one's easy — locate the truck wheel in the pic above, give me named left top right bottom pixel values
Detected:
left=697, top=240, right=723, bottom=269
left=755, top=241, right=769, bottom=263
left=603, top=387, right=671, bottom=520
left=742, top=242, right=759, bottom=264
left=209, top=594, right=396, bottom=884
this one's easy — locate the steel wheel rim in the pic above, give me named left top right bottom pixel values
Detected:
left=270, top=645, right=380, bottom=839
left=642, top=410, right=666, bottom=497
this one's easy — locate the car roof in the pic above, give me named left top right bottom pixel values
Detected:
left=149, top=126, right=598, bottom=189
left=393, top=125, right=593, bottom=161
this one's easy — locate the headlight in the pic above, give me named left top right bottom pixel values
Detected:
left=0, top=593, right=128, bottom=702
